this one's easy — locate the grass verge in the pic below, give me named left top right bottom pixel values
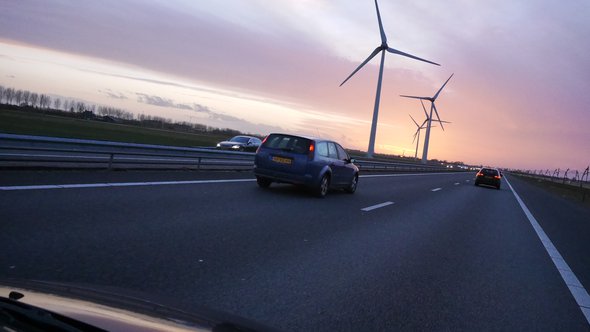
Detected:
left=510, top=173, right=590, bottom=209
left=0, top=108, right=227, bottom=147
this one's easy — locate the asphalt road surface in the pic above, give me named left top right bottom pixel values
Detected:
left=1, top=170, right=589, bottom=331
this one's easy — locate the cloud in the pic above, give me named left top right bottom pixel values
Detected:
left=190, top=102, right=284, bottom=134
left=99, top=89, right=127, bottom=100
left=136, top=93, right=192, bottom=110
left=135, top=93, right=284, bottom=134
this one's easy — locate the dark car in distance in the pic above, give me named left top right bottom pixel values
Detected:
left=254, top=133, right=359, bottom=197
left=216, top=135, right=262, bottom=152
left=475, top=167, right=502, bottom=189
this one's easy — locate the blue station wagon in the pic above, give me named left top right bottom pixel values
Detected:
left=254, top=133, right=359, bottom=197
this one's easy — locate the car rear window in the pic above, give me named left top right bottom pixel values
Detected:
left=481, top=168, right=498, bottom=176
left=262, top=134, right=311, bottom=154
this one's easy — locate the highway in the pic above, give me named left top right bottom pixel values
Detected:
left=1, top=170, right=589, bottom=331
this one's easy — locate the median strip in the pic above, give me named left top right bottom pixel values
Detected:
left=361, top=201, right=394, bottom=212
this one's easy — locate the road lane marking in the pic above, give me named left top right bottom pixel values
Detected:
left=0, top=172, right=472, bottom=191
left=0, top=179, right=255, bottom=191
left=431, top=188, right=442, bottom=192
left=361, top=172, right=460, bottom=178
left=454, top=182, right=460, bottom=186
left=505, top=176, right=590, bottom=324
left=361, top=201, right=394, bottom=212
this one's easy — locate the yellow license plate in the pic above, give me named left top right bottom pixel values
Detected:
left=272, top=156, right=292, bottom=165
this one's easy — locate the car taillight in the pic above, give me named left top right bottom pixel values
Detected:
left=477, top=172, right=484, bottom=177
left=308, top=141, right=315, bottom=160
left=256, top=136, right=268, bottom=153
left=494, top=175, right=501, bottom=179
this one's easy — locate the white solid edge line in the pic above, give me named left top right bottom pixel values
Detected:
left=505, top=176, right=590, bottom=324
left=361, top=201, right=394, bottom=212
left=431, top=187, right=443, bottom=192
left=0, top=179, right=256, bottom=191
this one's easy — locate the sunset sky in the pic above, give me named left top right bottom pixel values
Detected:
left=1, top=0, right=589, bottom=171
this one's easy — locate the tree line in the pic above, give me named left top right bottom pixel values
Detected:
left=0, top=84, right=245, bottom=137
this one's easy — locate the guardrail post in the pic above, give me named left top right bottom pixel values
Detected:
left=582, top=166, right=589, bottom=202
left=108, top=153, right=114, bottom=170
left=197, top=157, right=201, bottom=170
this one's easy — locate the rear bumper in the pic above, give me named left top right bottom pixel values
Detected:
left=475, top=177, right=501, bottom=186
left=254, top=167, right=316, bottom=186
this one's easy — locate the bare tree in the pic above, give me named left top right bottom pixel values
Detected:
left=39, top=94, right=51, bottom=109
left=5, top=88, right=15, bottom=104
left=75, top=101, right=85, bottom=112
left=22, top=90, right=31, bottom=105
left=53, top=98, right=62, bottom=110
left=0, top=85, right=4, bottom=103
left=15, top=90, right=24, bottom=105
left=30, top=93, right=39, bottom=108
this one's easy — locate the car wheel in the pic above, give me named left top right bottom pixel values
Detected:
left=256, top=176, right=271, bottom=188
left=315, top=174, right=330, bottom=198
left=474, top=181, right=479, bottom=186
left=345, top=174, right=358, bottom=194
left=496, top=185, right=501, bottom=190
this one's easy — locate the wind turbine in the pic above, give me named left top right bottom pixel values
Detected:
left=409, top=114, right=427, bottom=159
left=400, top=73, right=453, bottom=164
left=340, top=0, right=439, bottom=158
left=409, top=100, right=450, bottom=159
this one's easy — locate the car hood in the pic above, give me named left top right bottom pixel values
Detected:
left=0, top=279, right=279, bottom=332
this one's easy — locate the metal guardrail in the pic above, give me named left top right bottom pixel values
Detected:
left=0, top=133, right=463, bottom=172
left=509, top=170, right=590, bottom=190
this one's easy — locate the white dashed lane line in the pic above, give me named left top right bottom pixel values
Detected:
left=431, top=188, right=443, bottom=192
left=361, top=201, right=394, bottom=212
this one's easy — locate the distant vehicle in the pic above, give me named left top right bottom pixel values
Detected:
left=475, top=167, right=502, bottom=189
left=254, top=133, right=359, bottom=197
left=216, top=135, right=261, bottom=152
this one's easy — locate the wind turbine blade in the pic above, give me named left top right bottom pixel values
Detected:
left=412, top=130, right=418, bottom=143
left=420, top=119, right=428, bottom=129
left=432, top=103, right=444, bottom=131
left=433, top=73, right=454, bottom=101
left=387, top=47, right=440, bottom=66
left=374, top=0, right=387, bottom=44
left=409, top=114, right=419, bottom=127
left=340, top=47, right=382, bottom=87
left=399, top=95, right=428, bottom=100
left=420, top=100, right=429, bottom=118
